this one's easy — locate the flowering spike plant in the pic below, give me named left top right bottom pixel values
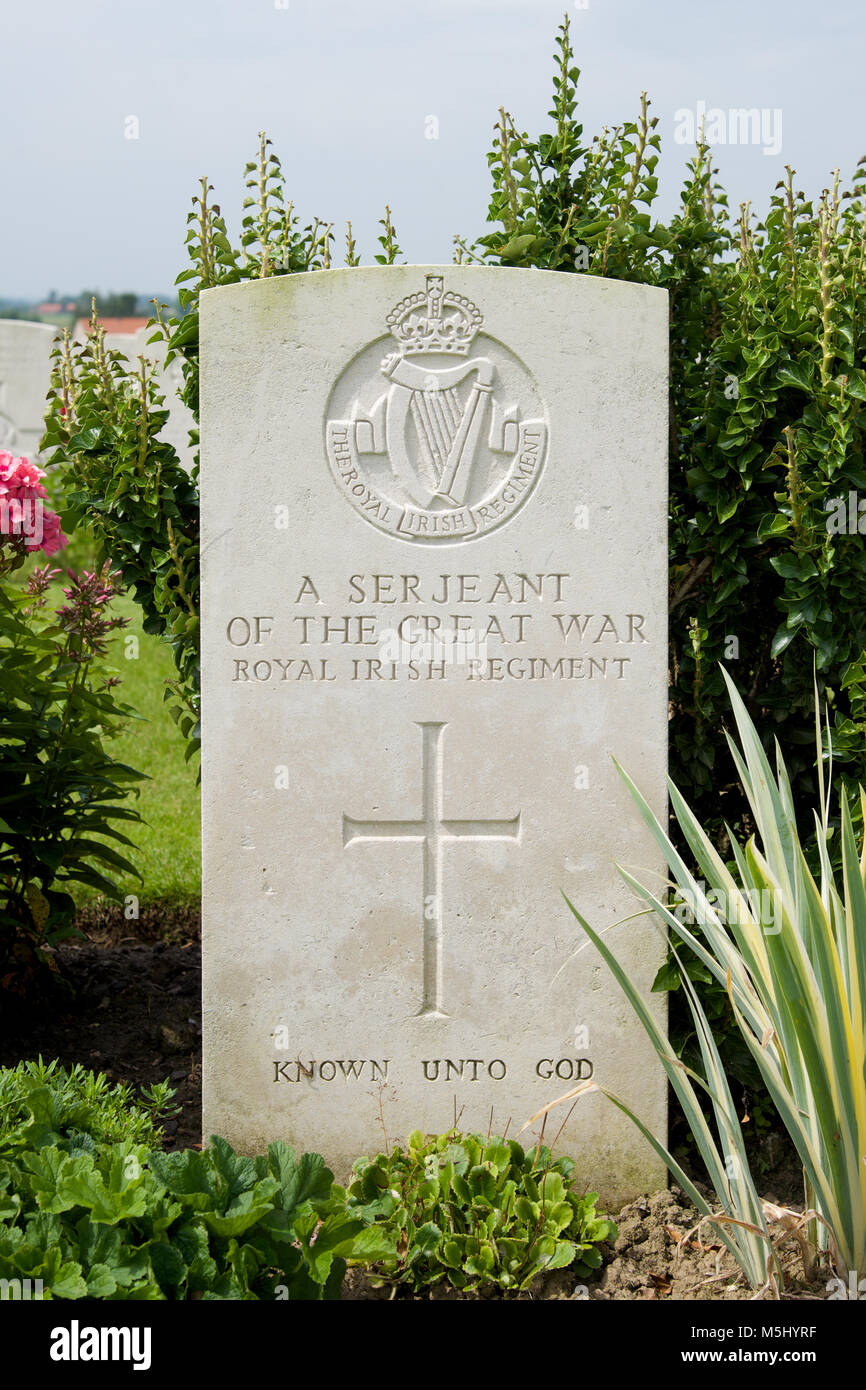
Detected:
left=0, top=548, right=143, bottom=991
left=54, top=567, right=128, bottom=665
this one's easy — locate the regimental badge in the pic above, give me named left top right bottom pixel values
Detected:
left=325, top=274, right=549, bottom=543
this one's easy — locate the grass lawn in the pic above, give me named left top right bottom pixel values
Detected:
left=79, top=593, right=201, bottom=909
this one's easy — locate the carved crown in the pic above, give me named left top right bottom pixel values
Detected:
left=386, top=274, right=483, bottom=356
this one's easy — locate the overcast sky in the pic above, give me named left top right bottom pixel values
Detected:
left=1, top=0, right=863, bottom=300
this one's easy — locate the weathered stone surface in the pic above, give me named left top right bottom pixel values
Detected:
left=200, top=266, right=668, bottom=1203
left=0, top=320, right=56, bottom=458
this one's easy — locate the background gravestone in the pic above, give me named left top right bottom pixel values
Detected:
left=200, top=266, right=668, bottom=1204
left=0, top=320, right=56, bottom=459
left=0, top=318, right=195, bottom=472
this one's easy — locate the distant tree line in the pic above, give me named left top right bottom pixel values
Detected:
left=0, top=291, right=180, bottom=322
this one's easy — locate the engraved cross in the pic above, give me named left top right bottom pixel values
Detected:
left=343, top=721, right=521, bottom=1018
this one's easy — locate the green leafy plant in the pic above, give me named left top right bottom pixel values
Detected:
left=39, top=140, right=400, bottom=772
left=0, top=1060, right=179, bottom=1152
left=0, top=555, right=144, bottom=990
left=535, top=671, right=866, bottom=1293
left=41, top=318, right=200, bottom=766
left=343, top=1128, right=615, bottom=1294
left=0, top=1063, right=390, bottom=1300
left=465, top=15, right=866, bottom=853
left=460, top=11, right=866, bottom=1086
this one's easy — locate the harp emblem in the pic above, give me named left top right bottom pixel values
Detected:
left=326, top=273, right=548, bottom=544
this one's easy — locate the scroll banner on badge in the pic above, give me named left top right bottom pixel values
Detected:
left=326, top=415, right=547, bottom=541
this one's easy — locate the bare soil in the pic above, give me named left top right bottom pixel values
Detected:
left=0, top=905, right=202, bottom=1150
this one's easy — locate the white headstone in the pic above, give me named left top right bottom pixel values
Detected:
left=0, top=320, right=56, bottom=459
left=200, top=266, right=669, bottom=1204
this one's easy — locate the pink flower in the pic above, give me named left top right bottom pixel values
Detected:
left=25, top=562, right=62, bottom=609
left=28, top=562, right=61, bottom=588
left=55, top=562, right=123, bottom=658
left=0, top=456, right=47, bottom=496
left=40, top=532, right=69, bottom=557
left=0, top=452, right=67, bottom=559
left=37, top=511, right=68, bottom=556
left=15, top=505, right=68, bottom=556
left=1, top=480, right=47, bottom=501
left=12, top=459, right=45, bottom=491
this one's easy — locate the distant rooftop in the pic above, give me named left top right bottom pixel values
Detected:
left=74, top=316, right=150, bottom=340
